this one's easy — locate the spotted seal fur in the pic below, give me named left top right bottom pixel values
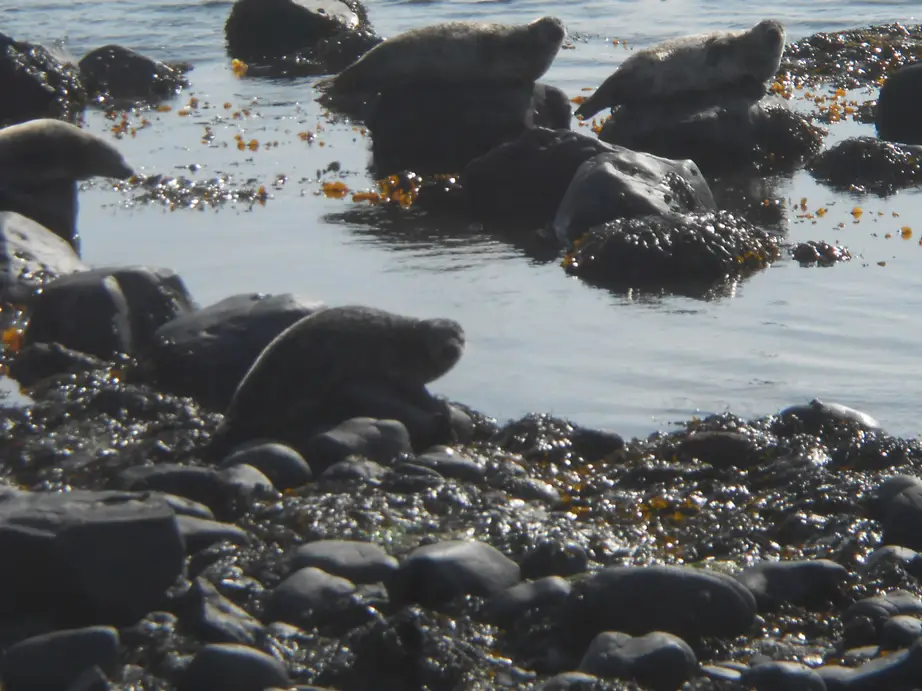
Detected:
left=576, top=19, right=786, bottom=120
left=210, top=305, right=466, bottom=456
left=315, top=16, right=567, bottom=93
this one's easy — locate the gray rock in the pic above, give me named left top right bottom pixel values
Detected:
left=736, top=559, right=848, bottom=610
left=0, top=489, right=184, bottom=625
left=178, top=643, right=290, bottom=691
left=562, top=565, right=757, bottom=653
left=535, top=672, right=600, bottom=690
left=864, top=545, right=921, bottom=571
left=1, top=626, right=119, bottom=691
left=700, top=664, right=744, bottom=683
left=155, top=493, right=215, bottom=521
left=24, top=265, right=196, bottom=360
left=183, top=577, right=264, bottom=646
left=220, top=464, right=277, bottom=495
left=483, top=576, right=571, bottom=626
left=220, top=442, right=313, bottom=491
left=817, top=639, right=922, bottom=690
left=388, top=539, right=520, bottom=607
left=520, top=541, right=589, bottom=580
left=740, top=661, right=826, bottom=691
left=176, top=515, right=251, bottom=554
left=410, top=446, right=485, bottom=482
left=0, top=211, right=86, bottom=303
left=875, top=481, right=922, bottom=551
left=307, top=417, right=413, bottom=473
left=677, top=431, right=762, bottom=468
left=264, top=567, right=357, bottom=628
left=880, top=615, right=922, bottom=650
left=383, top=463, right=446, bottom=493
left=288, top=539, right=398, bottom=584
left=117, top=464, right=253, bottom=519
left=149, top=293, right=324, bottom=411
left=577, top=631, right=697, bottom=690
left=318, top=458, right=388, bottom=488
left=780, top=399, right=881, bottom=434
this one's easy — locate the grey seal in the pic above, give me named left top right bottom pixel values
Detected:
left=315, top=16, right=566, bottom=93
left=576, top=19, right=786, bottom=120
left=0, top=118, right=134, bottom=184
left=211, top=305, right=466, bottom=455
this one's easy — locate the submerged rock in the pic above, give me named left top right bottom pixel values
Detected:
left=791, top=240, right=852, bottom=266
left=78, top=45, right=190, bottom=105
left=807, top=136, right=922, bottom=196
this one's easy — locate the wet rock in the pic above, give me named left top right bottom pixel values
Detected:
left=220, top=441, right=313, bottom=491
left=367, top=82, right=571, bottom=177
left=463, top=127, right=615, bottom=225
left=843, top=590, right=922, bottom=646
left=0, top=178, right=79, bottom=248
left=317, top=457, right=388, bottom=488
left=410, top=446, right=485, bottom=483
left=388, top=539, right=521, bottom=608
left=0, top=32, right=87, bottom=126
left=0, top=211, right=86, bottom=303
left=263, top=566, right=357, bottom=628
left=562, top=210, right=780, bottom=298
left=519, top=541, right=589, bottom=580
left=880, top=615, right=922, bottom=650
left=176, top=515, right=251, bottom=554
left=178, top=642, right=290, bottom=691
left=577, top=630, right=698, bottom=690
left=224, top=0, right=376, bottom=74
left=791, top=240, right=852, bottom=266
left=872, top=478, right=922, bottom=552
left=700, top=664, right=744, bottom=683
left=779, top=399, right=882, bottom=434
left=181, top=577, right=264, bottom=646
left=289, top=539, right=397, bottom=584
left=221, top=463, right=277, bottom=495
left=735, top=559, right=848, bottom=610
left=864, top=545, right=922, bottom=578
left=383, top=462, right=446, bottom=493
left=562, top=565, right=757, bottom=652
left=78, top=45, right=189, bottom=104
left=148, top=293, right=324, bottom=411
left=1, top=626, right=119, bottom=691
left=0, top=490, right=184, bottom=626
left=877, top=62, right=922, bottom=145
left=7, top=342, right=107, bottom=388
left=677, top=430, right=763, bottom=468
left=482, top=576, right=571, bottom=627
left=817, top=638, right=922, bottom=689
left=306, top=417, right=413, bottom=474
left=551, top=150, right=716, bottom=248
left=24, top=266, right=197, bottom=361
left=740, top=660, right=825, bottom=691
left=807, top=136, right=922, bottom=196
left=535, top=672, right=600, bottom=690
left=599, top=92, right=825, bottom=176
left=116, top=464, right=251, bottom=520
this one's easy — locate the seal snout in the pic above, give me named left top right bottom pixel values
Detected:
left=532, top=16, right=567, bottom=45
left=423, top=318, right=466, bottom=370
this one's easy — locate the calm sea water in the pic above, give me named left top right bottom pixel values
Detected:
left=2, top=0, right=921, bottom=440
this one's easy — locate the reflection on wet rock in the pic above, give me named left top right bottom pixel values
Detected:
left=598, top=92, right=826, bottom=176
left=562, top=210, right=780, bottom=298
left=78, top=45, right=190, bottom=106
left=807, top=136, right=922, bottom=196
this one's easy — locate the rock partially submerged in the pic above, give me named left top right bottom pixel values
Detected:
left=78, top=45, right=190, bottom=105
left=807, top=136, right=922, bottom=196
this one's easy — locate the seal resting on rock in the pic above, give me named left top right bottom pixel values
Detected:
left=315, top=16, right=566, bottom=93
left=575, top=18, right=786, bottom=119
left=0, top=118, right=134, bottom=183
left=209, top=305, right=466, bottom=457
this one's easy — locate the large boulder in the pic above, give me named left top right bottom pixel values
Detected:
left=79, top=45, right=190, bottom=105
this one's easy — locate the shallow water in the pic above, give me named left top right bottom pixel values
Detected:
left=3, top=0, right=922, bottom=440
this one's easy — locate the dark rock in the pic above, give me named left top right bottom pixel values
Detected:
left=735, top=559, right=849, bottom=611
left=791, top=240, right=852, bottom=266
left=7, top=342, right=108, bottom=388
left=220, top=463, right=277, bottom=495
left=864, top=545, right=922, bottom=578
left=116, top=464, right=249, bottom=519
left=263, top=566, right=357, bottom=628
left=535, top=672, right=600, bottom=690
left=872, top=479, right=922, bottom=551
left=178, top=643, right=290, bottom=691
left=24, top=266, right=197, bottom=361
left=383, top=462, right=446, bottom=493
left=551, top=150, right=716, bottom=247
left=569, top=426, right=625, bottom=461
left=0, top=179, right=79, bottom=248
left=577, top=630, right=698, bottom=691
left=463, top=127, right=615, bottom=225
left=817, top=638, right=922, bottom=690
left=877, top=62, right=922, bottom=144
left=678, top=431, right=762, bottom=468
left=0, top=32, right=87, bottom=126
left=562, top=565, right=757, bottom=652
left=176, top=515, right=251, bottom=554
left=148, top=292, right=324, bottom=411
left=65, top=666, right=110, bottom=691
left=482, top=576, right=571, bottom=627
left=388, top=539, right=521, bottom=608
left=843, top=590, right=922, bottom=646
left=1, top=626, right=119, bottom=691
left=317, top=457, right=388, bottom=488
left=155, top=493, right=215, bottom=521
left=220, top=441, right=313, bottom=491
left=740, top=660, right=826, bottom=691
left=520, top=541, right=589, bottom=580
left=181, top=577, right=264, bottom=646
left=368, top=82, right=572, bottom=177
left=288, top=539, right=398, bottom=584
left=409, top=446, right=485, bottom=483
left=0, top=211, right=86, bottom=304
left=598, top=93, right=825, bottom=176
left=0, top=489, right=184, bottom=626
left=880, top=615, right=922, bottom=650
left=807, top=136, right=922, bottom=196
left=869, top=475, right=922, bottom=519
left=306, top=417, right=412, bottom=474
left=779, top=399, right=882, bottom=434
left=563, top=210, right=780, bottom=297
left=78, top=45, right=189, bottom=104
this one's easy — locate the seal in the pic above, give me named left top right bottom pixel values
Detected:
left=0, top=118, right=134, bottom=184
left=210, top=305, right=466, bottom=456
left=315, top=16, right=567, bottom=93
left=575, top=19, right=786, bottom=120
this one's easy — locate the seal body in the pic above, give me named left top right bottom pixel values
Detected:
left=211, top=305, right=466, bottom=455
left=316, top=16, right=566, bottom=93
left=576, top=19, right=786, bottom=119
left=0, top=118, right=134, bottom=183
